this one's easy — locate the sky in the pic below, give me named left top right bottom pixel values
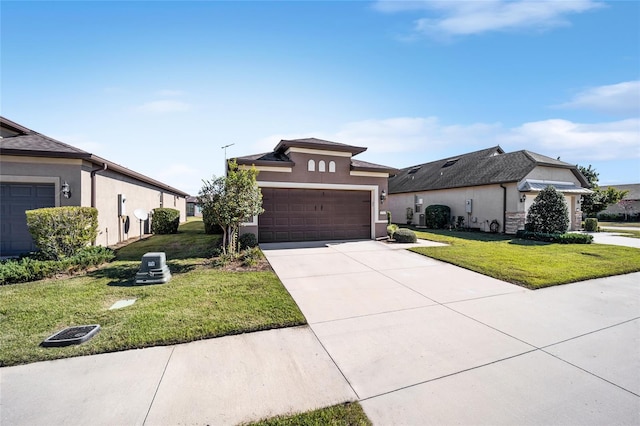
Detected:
left=2, top=0, right=638, bottom=196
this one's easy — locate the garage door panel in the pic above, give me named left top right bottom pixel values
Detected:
left=1, top=183, right=55, bottom=256
left=259, top=188, right=371, bottom=243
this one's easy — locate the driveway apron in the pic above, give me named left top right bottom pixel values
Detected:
left=262, top=240, right=640, bottom=425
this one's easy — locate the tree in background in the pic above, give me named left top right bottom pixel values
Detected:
left=577, top=164, right=628, bottom=217
left=525, top=185, right=569, bottom=234
left=198, top=161, right=263, bottom=255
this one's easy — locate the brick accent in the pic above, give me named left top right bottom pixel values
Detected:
left=573, top=210, right=583, bottom=231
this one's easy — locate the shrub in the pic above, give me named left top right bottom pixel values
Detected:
left=515, top=230, right=593, bottom=244
left=393, top=228, right=417, bottom=243
left=202, top=208, right=224, bottom=235
left=0, top=246, right=114, bottom=285
left=525, top=186, right=569, bottom=234
left=151, top=208, right=180, bottom=234
left=556, top=233, right=593, bottom=244
left=424, top=205, right=451, bottom=229
left=239, top=232, right=258, bottom=250
left=241, top=247, right=263, bottom=267
left=26, top=207, right=98, bottom=260
left=387, top=224, right=399, bottom=238
left=387, top=211, right=392, bottom=225
left=584, top=218, right=598, bottom=232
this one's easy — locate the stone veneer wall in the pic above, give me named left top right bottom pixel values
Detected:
left=573, top=210, right=583, bottom=231
left=505, top=211, right=526, bottom=234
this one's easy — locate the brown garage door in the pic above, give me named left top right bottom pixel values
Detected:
left=259, top=188, right=371, bottom=243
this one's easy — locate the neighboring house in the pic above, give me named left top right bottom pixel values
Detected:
left=0, top=116, right=188, bottom=256
left=388, top=146, right=591, bottom=234
left=233, top=138, right=396, bottom=243
left=186, top=196, right=202, bottom=217
left=598, top=184, right=640, bottom=220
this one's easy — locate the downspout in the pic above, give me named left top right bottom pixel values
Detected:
left=500, top=184, right=507, bottom=233
left=90, top=163, right=107, bottom=245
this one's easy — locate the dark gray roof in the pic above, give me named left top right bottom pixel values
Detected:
left=600, top=183, right=640, bottom=200
left=234, top=137, right=394, bottom=173
left=275, top=137, right=367, bottom=155
left=351, top=159, right=398, bottom=174
left=0, top=116, right=189, bottom=197
left=389, top=146, right=588, bottom=194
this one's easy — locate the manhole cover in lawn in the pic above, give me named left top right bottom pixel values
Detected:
left=41, top=325, right=101, bottom=347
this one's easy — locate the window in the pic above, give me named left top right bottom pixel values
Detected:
left=329, top=161, right=336, bottom=173
left=442, top=158, right=459, bottom=168
left=308, top=159, right=315, bottom=172
left=319, top=160, right=326, bottom=172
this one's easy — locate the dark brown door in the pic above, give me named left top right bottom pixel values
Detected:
left=259, top=188, right=371, bottom=243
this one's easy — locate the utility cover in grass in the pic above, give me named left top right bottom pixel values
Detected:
left=109, top=299, right=137, bottom=310
left=41, top=325, right=101, bottom=347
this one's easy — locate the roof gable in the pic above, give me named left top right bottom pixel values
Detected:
left=389, top=146, right=585, bottom=194
left=274, top=138, right=367, bottom=156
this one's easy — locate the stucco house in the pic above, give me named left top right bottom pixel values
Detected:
left=0, top=116, right=188, bottom=256
left=598, top=184, right=640, bottom=220
left=233, top=138, right=396, bottom=243
left=388, top=146, right=591, bottom=234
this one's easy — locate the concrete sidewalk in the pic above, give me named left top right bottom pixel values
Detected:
left=262, top=240, right=640, bottom=425
left=0, top=327, right=356, bottom=426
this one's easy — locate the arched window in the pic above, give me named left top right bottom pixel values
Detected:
left=329, top=161, right=336, bottom=173
left=319, top=160, right=326, bottom=172
left=308, top=159, right=315, bottom=172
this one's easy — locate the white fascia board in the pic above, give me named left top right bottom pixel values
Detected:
left=285, top=147, right=352, bottom=158
left=239, top=165, right=292, bottom=173
left=350, top=170, right=389, bottom=178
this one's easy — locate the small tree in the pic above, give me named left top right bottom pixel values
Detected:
left=618, top=199, right=635, bottom=221
left=198, top=161, right=264, bottom=255
left=578, top=164, right=627, bottom=217
left=525, top=186, right=569, bottom=234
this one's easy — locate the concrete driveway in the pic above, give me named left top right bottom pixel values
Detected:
left=262, top=240, right=640, bottom=425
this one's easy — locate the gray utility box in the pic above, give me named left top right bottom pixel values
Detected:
left=135, top=252, right=171, bottom=285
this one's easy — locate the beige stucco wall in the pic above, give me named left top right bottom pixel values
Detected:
left=1, top=155, right=186, bottom=249
left=389, top=165, right=584, bottom=233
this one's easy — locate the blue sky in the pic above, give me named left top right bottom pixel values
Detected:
left=2, top=0, right=638, bottom=195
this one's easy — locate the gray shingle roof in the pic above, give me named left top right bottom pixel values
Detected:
left=274, top=138, right=367, bottom=155
left=389, top=146, right=587, bottom=194
left=601, top=183, right=640, bottom=200
left=1, top=116, right=189, bottom=196
left=351, top=159, right=398, bottom=174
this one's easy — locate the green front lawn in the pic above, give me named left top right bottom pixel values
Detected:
left=600, top=229, right=640, bottom=239
left=0, top=220, right=306, bottom=367
left=248, top=402, right=371, bottom=426
left=411, top=230, right=640, bottom=289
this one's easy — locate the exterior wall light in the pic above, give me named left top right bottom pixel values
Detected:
left=61, top=181, right=71, bottom=199
left=519, top=193, right=526, bottom=203
left=380, top=190, right=387, bottom=204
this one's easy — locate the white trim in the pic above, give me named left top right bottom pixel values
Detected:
left=257, top=181, right=382, bottom=239
left=238, top=165, right=292, bottom=173
left=350, top=170, right=389, bottom=178
left=285, top=147, right=352, bottom=157
left=0, top=175, right=61, bottom=206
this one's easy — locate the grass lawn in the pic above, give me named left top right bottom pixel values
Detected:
left=599, top=229, right=640, bottom=239
left=599, top=221, right=640, bottom=228
left=247, top=402, right=371, bottom=426
left=410, top=230, right=640, bottom=289
left=0, top=220, right=306, bottom=367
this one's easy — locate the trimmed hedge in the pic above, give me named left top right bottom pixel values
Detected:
left=425, top=205, right=451, bottom=229
left=26, top=206, right=98, bottom=260
left=516, top=230, right=593, bottom=244
left=584, top=218, right=598, bottom=232
left=394, top=228, right=417, bottom=243
left=0, top=246, right=115, bottom=285
left=151, top=208, right=180, bottom=234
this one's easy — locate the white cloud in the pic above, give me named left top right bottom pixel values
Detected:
left=374, top=0, right=604, bottom=38
left=255, top=115, right=639, bottom=168
left=556, top=80, right=640, bottom=115
left=502, top=118, right=640, bottom=161
left=136, top=100, right=191, bottom=113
